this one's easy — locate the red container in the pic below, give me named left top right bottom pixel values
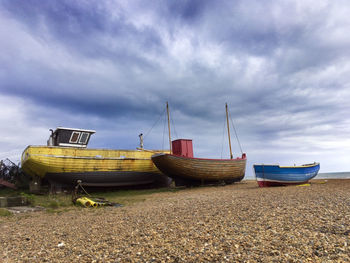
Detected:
left=172, top=139, right=193, bottom=158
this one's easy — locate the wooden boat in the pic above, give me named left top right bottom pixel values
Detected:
left=253, top=162, right=320, bottom=187
left=151, top=103, right=247, bottom=186
left=21, top=127, right=170, bottom=189
left=152, top=153, right=246, bottom=185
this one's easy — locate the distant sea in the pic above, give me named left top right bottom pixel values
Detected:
left=315, top=172, right=350, bottom=179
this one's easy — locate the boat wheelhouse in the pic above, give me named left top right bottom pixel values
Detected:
left=46, top=127, right=96, bottom=148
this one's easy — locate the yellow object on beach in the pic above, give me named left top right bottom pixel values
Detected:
left=296, top=183, right=310, bottom=187
left=76, top=197, right=103, bottom=208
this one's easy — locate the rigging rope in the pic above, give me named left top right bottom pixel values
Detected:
left=228, top=109, right=243, bottom=154
left=143, top=108, right=166, bottom=141
left=170, top=112, right=179, bottom=139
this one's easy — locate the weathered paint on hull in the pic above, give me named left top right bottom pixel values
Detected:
left=152, top=153, right=246, bottom=184
left=254, top=163, right=320, bottom=187
left=21, top=146, right=169, bottom=187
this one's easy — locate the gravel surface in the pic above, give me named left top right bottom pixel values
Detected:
left=1, top=179, right=350, bottom=262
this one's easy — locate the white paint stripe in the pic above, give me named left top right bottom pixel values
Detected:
left=28, top=154, right=150, bottom=161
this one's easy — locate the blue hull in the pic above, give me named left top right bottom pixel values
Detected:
left=254, top=163, right=320, bottom=187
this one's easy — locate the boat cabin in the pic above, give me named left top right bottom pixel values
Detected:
left=172, top=139, right=194, bottom=158
left=47, top=127, right=96, bottom=148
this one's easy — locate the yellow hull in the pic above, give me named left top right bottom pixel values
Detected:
left=21, top=146, right=169, bottom=186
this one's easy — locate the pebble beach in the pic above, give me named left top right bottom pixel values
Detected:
left=1, top=179, right=350, bottom=262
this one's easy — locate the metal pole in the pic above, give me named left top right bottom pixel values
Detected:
left=226, top=103, right=233, bottom=159
left=166, top=102, right=172, bottom=154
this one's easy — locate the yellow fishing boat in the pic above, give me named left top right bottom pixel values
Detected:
left=21, top=127, right=170, bottom=189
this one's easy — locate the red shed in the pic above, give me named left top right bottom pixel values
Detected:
left=172, top=139, right=193, bottom=158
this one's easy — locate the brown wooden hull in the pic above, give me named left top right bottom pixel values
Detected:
left=152, top=154, right=246, bottom=183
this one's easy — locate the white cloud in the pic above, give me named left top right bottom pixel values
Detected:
left=0, top=95, right=49, bottom=162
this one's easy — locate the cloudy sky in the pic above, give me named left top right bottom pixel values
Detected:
left=1, top=0, right=350, bottom=178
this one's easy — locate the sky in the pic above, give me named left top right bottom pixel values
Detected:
left=1, top=0, right=350, bottom=178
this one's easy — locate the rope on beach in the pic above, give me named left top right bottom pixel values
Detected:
left=71, top=180, right=123, bottom=208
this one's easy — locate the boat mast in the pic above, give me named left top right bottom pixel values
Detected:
left=226, top=103, right=233, bottom=159
left=166, top=102, right=172, bottom=154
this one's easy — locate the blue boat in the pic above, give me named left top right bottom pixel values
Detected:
left=253, top=162, right=320, bottom=187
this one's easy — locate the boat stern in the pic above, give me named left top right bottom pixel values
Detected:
left=21, top=146, right=47, bottom=179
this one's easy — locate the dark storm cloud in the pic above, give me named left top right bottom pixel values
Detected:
left=1, top=0, right=164, bottom=59
left=166, top=0, right=206, bottom=20
left=2, top=0, right=107, bottom=32
left=0, top=0, right=279, bottom=117
left=0, top=1, right=172, bottom=122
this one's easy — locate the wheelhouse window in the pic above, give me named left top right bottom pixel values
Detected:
left=69, top=131, right=81, bottom=143
left=79, top=132, right=90, bottom=144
